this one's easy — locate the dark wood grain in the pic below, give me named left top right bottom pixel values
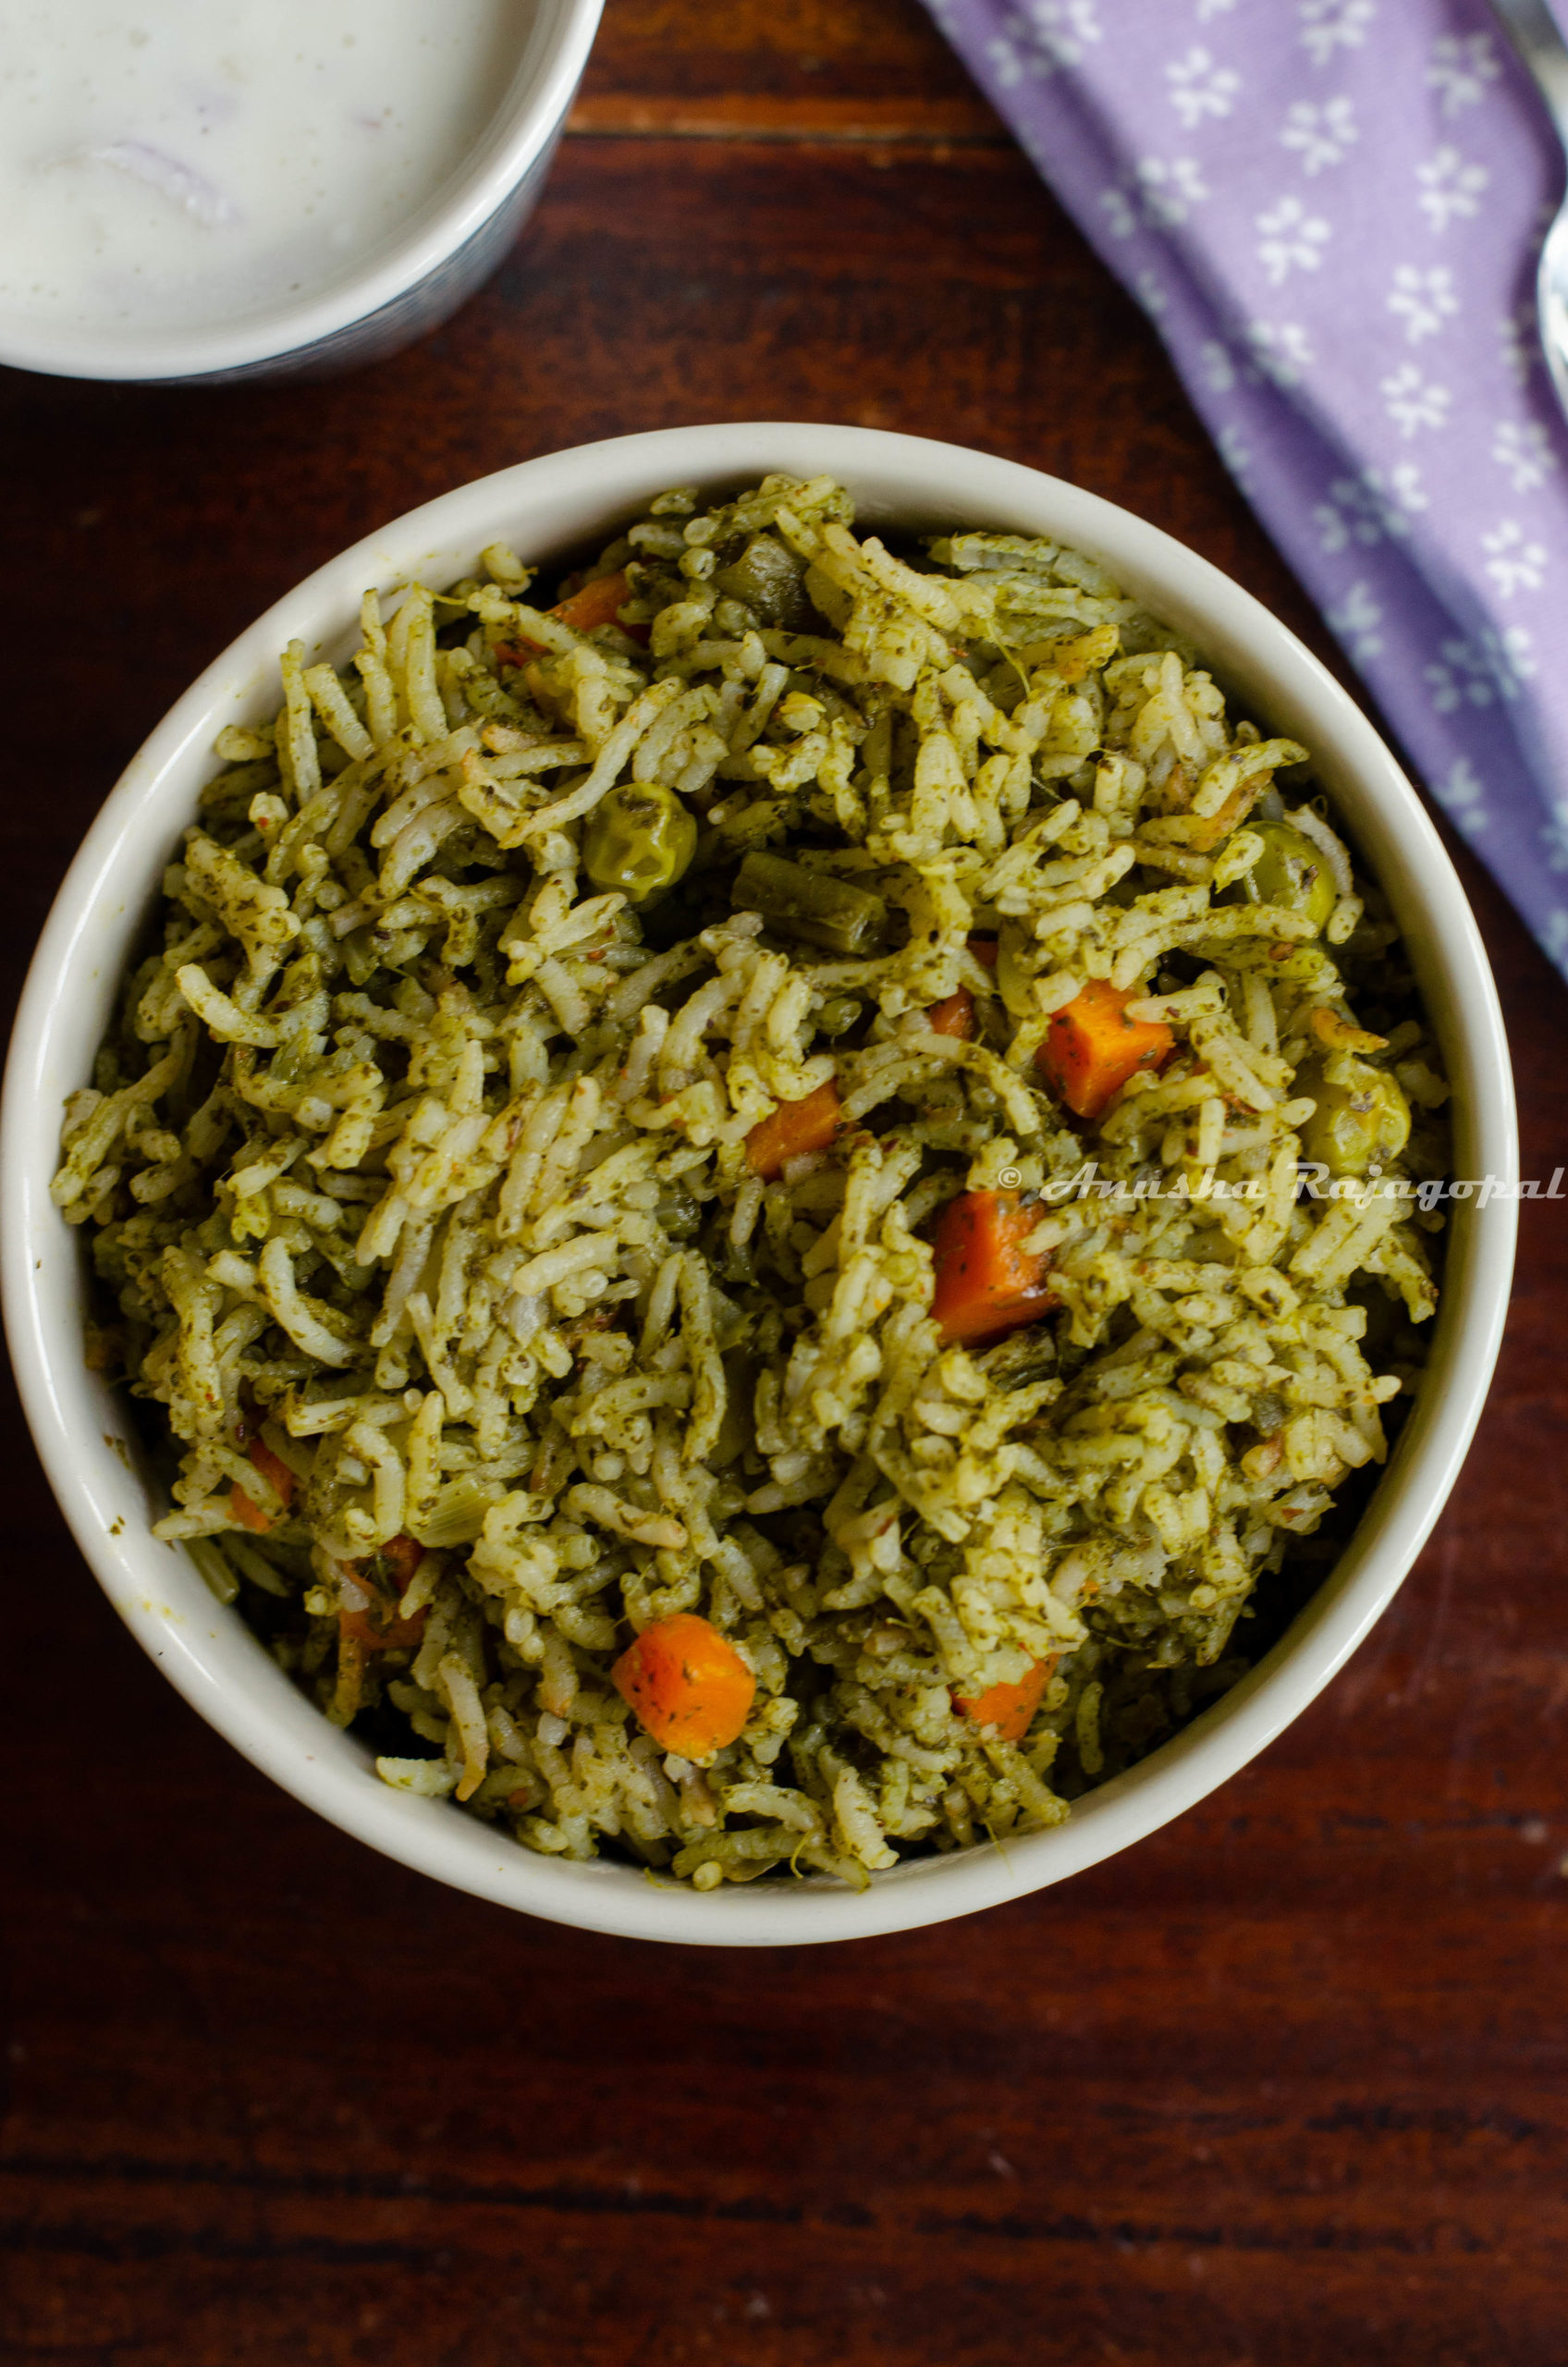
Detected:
left=4, top=6, right=1567, bottom=2361
left=570, top=0, right=1002, bottom=129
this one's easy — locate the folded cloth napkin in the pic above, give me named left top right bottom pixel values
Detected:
left=920, top=0, right=1568, bottom=978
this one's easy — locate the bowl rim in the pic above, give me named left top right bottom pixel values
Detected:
left=0, top=0, right=605, bottom=385
left=1, top=421, right=1518, bottom=1945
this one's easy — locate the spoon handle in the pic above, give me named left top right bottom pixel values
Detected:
left=1490, top=0, right=1568, bottom=147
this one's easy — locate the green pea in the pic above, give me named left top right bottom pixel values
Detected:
left=1224, top=821, right=1336, bottom=934
left=713, top=532, right=812, bottom=629
left=815, top=995, right=863, bottom=1037
left=1296, top=1058, right=1410, bottom=1176
left=582, top=784, right=696, bottom=904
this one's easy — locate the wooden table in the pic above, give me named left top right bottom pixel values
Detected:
left=4, top=6, right=1565, bottom=2359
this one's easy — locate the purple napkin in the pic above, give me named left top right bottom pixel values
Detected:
left=920, top=0, right=1568, bottom=979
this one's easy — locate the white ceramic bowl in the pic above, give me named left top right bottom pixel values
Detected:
left=0, top=0, right=604, bottom=386
left=2, top=423, right=1517, bottom=1944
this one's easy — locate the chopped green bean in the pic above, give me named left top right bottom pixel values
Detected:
left=733, top=851, right=888, bottom=956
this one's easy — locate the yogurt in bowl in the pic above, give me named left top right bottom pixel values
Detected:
left=0, top=0, right=603, bottom=381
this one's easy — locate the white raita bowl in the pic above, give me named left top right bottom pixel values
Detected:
left=0, top=0, right=604, bottom=386
left=1, top=423, right=1518, bottom=1944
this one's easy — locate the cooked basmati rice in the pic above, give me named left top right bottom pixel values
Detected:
left=56, top=473, right=1448, bottom=1889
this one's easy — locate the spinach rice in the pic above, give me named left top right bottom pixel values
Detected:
left=54, top=472, right=1448, bottom=1889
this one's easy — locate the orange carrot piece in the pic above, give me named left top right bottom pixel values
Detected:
left=929, top=1189, right=1057, bottom=1347
left=925, top=987, right=975, bottom=1039
left=744, top=1077, right=841, bottom=1181
left=1036, top=978, right=1173, bottom=1122
left=230, top=1435, right=296, bottom=1535
left=339, top=1600, right=426, bottom=1652
left=550, top=570, right=643, bottom=638
left=612, top=1613, right=756, bottom=1758
left=966, top=936, right=998, bottom=968
left=380, top=1534, right=425, bottom=1592
left=496, top=569, right=650, bottom=665
left=339, top=1537, right=427, bottom=1653
left=954, top=1654, right=1058, bottom=1743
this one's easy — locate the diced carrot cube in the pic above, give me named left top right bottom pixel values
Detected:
left=924, top=987, right=974, bottom=1038
left=495, top=569, right=649, bottom=666
left=230, top=1435, right=296, bottom=1535
left=612, top=1613, right=756, bottom=1758
left=929, top=1190, right=1057, bottom=1347
left=745, top=1077, right=840, bottom=1181
left=1036, top=978, right=1172, bottom=1122
left=339, top=1537, right=427, bottom=1653
left=954, top=1654, right=1058, bottom=1743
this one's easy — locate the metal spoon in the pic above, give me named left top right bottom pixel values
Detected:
left=1489, top=0, right=1568, bottom=422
